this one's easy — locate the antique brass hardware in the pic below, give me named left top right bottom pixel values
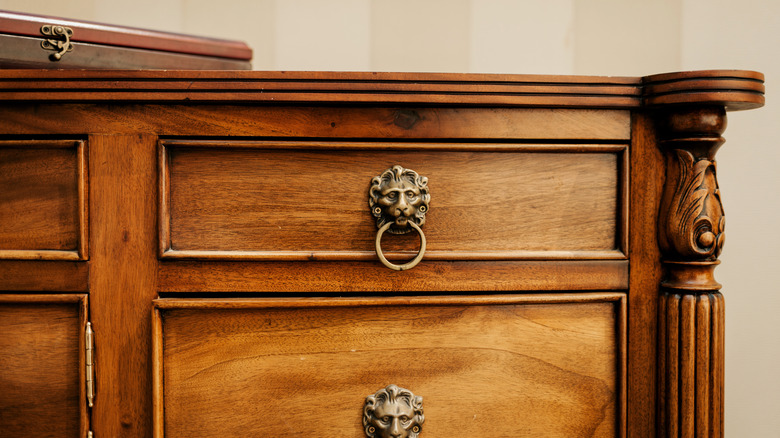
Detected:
left=369, top=165, right=430, bottom=271
left=85, top=321, right=95, bottom=407
left=364, top=385, right=424, bottom=438
left=40, top=25, right=74, bottom=61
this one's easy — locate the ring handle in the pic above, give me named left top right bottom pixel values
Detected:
left=369, top=165, right=430, bottom=271
left=375, top=221, right=426, bottom=271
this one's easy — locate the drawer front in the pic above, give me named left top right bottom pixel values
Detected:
left=159, top=141, right=627, bottom=261
left=0, top=140, right=87, bottom=260
left=0, top=295, right=88, bottom=437
left=153, top=294, right=625, bottom=437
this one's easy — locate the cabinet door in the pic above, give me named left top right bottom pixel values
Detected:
left=0, top=294, right=89, bottom=437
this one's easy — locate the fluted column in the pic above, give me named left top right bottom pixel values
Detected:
left=643, top=69, right=764, bottom=438
left=655, top=106, right=727, bottom=438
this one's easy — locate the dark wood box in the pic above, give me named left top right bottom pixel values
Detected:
left=0, top=10, right=252, bottom=69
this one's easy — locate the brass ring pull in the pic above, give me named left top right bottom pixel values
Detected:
left=369, top=165, right=430, bottom=271
left=375, top=221, right=426, bottom=271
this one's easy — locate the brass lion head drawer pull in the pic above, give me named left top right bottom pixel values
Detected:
left=369, top=166, right=430, bottom=271
left=364, top=384, right=424, bottom=438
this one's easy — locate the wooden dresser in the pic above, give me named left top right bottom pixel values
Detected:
left=0, top=70, right=764, bottom=437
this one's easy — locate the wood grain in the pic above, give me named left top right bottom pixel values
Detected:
left=0, top=260, right=88, bottom=291
left=158, top=260, right=629, bottom=293
left=0, top=140, right=86, bottom=259
left=643, top=70, right=764, bottom=111
left=0, top=69, right=763, bottom=111
left=0, top=69, right=639, bottom=107
left=0, top=68, right=763, bottom=437
left=627, top=112, right=663, bottom=437
left=0, top=294, right=88, bottom=437
left=154, top=294, right=625, bottom=437
left=89, top=134, right=158, bottom=438
left=658, top=292, right=724, bottom=438
left=653, top=104, right=732, bottom=438
left=162, top=143, right=624, bottom=260
left=0, top=105, right=631, bottom=140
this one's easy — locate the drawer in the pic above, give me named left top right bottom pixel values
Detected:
left=0, top=140, right=87, bottom=260
left=159, top=140, right=627, bottom=262
left=153, top=293, right=626, bottom=437
left=0, top=294, right=89, bottom=437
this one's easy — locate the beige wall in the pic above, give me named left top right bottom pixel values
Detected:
left=2, top=0, right=777, bottom=434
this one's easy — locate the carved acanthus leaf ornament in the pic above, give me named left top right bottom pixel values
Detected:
left=659, top=148, right=725, bottom=261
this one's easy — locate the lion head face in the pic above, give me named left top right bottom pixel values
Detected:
left=369, top=166, right=430, bottom=235
left=363, top=384, right=424, bottom=438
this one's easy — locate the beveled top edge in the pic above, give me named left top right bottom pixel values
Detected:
left=0, top=69, right=764, bottom=110
left=0, top=68, right=761, bottom=84
left=0, top=69, right=641, bottom=108
left=642, top=69, right=765, bottom=111
left=0, top=68, right=640, bottom=84
left=642, top=69, right=764, bottom=84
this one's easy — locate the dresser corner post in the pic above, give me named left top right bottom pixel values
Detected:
left=654, top=105, right=727, bottom=438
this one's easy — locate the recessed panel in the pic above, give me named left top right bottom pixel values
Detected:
left=161, top=142, right=625, bottom=261
left=154, top=294, right=625, bottom=437
left=0, top=140, right=87, bottom=260
left=0, top=295, right=87, bottom=437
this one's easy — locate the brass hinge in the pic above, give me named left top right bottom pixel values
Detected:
left=85, top=322, right=95, bottom=408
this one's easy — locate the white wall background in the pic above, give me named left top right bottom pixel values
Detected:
left=2, top=0, right=777, bottom=435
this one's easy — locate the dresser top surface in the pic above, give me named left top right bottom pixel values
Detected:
left=0, top=69, right=764, bottom=110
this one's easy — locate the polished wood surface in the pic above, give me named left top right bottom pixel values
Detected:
left=654, top=107, right=730, bottom=438
left=0, top=260, right=88, bottom=291
left=626, top=112, right=664, bottom=437
left=154, top=294, right=625, bottom=437
left=88, top=134, right=158, bottom=438
left=658, top=292, right=724, bottom=438
left=0, top=140, right=86, bottom=260
left=0, top=69, right=764, bottom=437
left=162, top=142, right=624, bottom=261
left=158, top=260, right=629, bottom=293
left=643, top=70, right=764, bottom=111
left=0, top=294, right=88, bottom=437
left=0, top=106, right=630, bottom=140
left=0, top=70, right=640, bottom=106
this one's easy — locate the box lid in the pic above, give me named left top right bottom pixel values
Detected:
left=0, top=10, right=252, bottom=69
left=0, top=10, right=251, bottom=59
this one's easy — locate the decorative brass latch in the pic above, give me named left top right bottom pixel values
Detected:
left=369, top=166, right=430, bottom=271
left=363, top=385, right=424, bottom=438
left=40, top=24, right=74, bottom=61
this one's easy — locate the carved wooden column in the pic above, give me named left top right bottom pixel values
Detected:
left=656, top=106, right=726, bottom=438
left=644, top=71, right=765, bottom=438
